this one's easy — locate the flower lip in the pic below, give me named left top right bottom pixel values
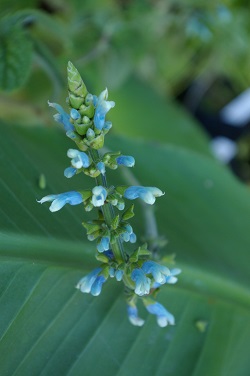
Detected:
left=145, top=302, right=175, bottom=327
left=127, top=305, right=145, bottom=327
left=124, top=186, right=164, bottom=205
left=67, top=149, right=90, bottom=169
left=142, top=261, right=170, bottom=284
left=116, top=155, right=135, bottom=167
left=37, top=191, right=83, bottom=212
left=91, top=186, right=107, bottom=207
left=131, top=268, right=151, bottom=296
left=93, top=88, right=115, bottom=130
left=48, top=101, right=74, bottom=132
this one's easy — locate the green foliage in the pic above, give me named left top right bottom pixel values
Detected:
left=0, top=119, right=250, bottom=375
left=0, top=18, right=32, bottom=91
left=0, top=1, right=250, bottom=119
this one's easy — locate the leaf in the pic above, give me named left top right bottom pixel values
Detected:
left=1, top=123, right=250, bottom=375
left=110, top=78, right=211, bottom=156
left=0, top=20, right=33, bottom=91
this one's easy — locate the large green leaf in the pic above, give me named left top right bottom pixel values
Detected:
left=1, top=123, right=250, bottom=376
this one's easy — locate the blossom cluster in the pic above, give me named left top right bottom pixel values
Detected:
left=38, top=62, right=181, bottom=327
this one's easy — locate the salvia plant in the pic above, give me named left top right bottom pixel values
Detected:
left=38, top=62, right=181, bottom=327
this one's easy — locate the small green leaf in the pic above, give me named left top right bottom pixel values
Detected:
left=110, top=215, right=120, bottom=230
left=122, top=204, right=135, bottom=220
left=82, top=221, right=101, bottom=235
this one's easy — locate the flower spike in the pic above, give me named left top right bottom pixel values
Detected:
left=38, top=61, right=180, bottom=328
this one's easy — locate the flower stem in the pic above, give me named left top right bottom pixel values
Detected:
left=89, top=148, right=126, bottom=263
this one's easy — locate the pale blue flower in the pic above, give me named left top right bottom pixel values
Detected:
left=97, top=236, right=110, bottom=253
left=97, top=161, right=106, bottom=175
left=109, top=267, right=115, bottom=278
left=70, top=108, right=81, bottom=120
left=103, top=121, right=112, bottom=131
left=129, top=233, right=137, bottom=243
left=86, top=128, right=95, bottom=140
left=91, top=186, right=107, bottom=207
left=48, top=101, right=74, bottom=132
left=64, top=167, right=77, bottom=178
left=37, top=191, right=83, bottom=212
left=131, top=269, right=151, bottom=296
left=152, top=268, right=181, bottom=288
left=124, top=186, right=164, bottom=205
left=116, top=201, right=125, bottom=211
left=127, top=305, right=145, bottom=327
left=142, top=261, right=170, bottom=284
left=91, top=275, right=107, bottom=296
left=121, top=231, right=137, bottom=244
left=76, top=267, right=102, bottom=293
left=67, top=149, right=90, bottom=169
left=94, top=88, right=115, bottom=130
left=116, top=155, right=135, bottom=167
left=76, top=268, right=107, bottom=296
left=145, top=302, right=175, bottom=327
left=115, top=270, right=124, bottom=281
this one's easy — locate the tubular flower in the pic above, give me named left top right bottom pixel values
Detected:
left=144, top=301, right=175, bottom=327
left=64, top=166, right=77, bottom=178
left=76, top=268, right=107, bottom=296
left=131, top=268, right=151, bottom=296
left=152, top=268, right=182, bottom=288
left=37, top=191, right=83, bottom=212
left=142, top=261, right=170, bottom=284
left=116, top=155, right=135, bottom=167
left=94, top=88, right=115, bottom=130
left=127, top=305, right=145, bottom=327
left=124, top=186, right=164, bottom=205
left=91, top=186, right=107, bottom=207
left=97, top=236, right=110, bottom=253
left=67, top=149, right=90, bottom=169
left=97, top=161, right=106, bottom=175
left=48, top=101, right=74, bottom=132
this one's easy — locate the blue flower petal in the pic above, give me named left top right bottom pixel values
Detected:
left=124, top=186, right=164, bottom=205
left=97, top=161, right=106, bottom=175
left=142, top=261, right=170, bottom=284
left=76, top=267, right=102, bottom=293
left=70, top=108, right=81, bottom=120
left=131, top=269, right=151, bottom=296
left=146, top=302, right=175, bottom=327
left=64, top=167, right=77, bottom=178
left=67, top=149, right=90, bottom=169
left=38, top=191, right=83, bottom=212
left=92, top=186, right=107, bottom=207
left=116, top=155, right=135, bottom=167
left=127, top=305, right=145, bottom=327
left=48, top=101, right=74, bottom=132
left=91, top=275, right=107, bottom=296
left=94, top=89, right=115, bottom=130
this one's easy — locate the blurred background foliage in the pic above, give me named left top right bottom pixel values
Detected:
left=1, top=1, right=250, bottom=375
left=1, top=0, right=250, bottom=127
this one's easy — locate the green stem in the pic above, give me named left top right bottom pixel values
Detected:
left=89, top=148, right=126, bottom=263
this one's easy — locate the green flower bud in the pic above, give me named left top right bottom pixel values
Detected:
left=89, top=134, right=104, bottom=150
left=67, top=61, right=88, bottom=98
left=79, top=103, right=95, bottom=118
left=69, top=94, right=84, bottom=109
left=75, top=123, right=90, bottom=136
